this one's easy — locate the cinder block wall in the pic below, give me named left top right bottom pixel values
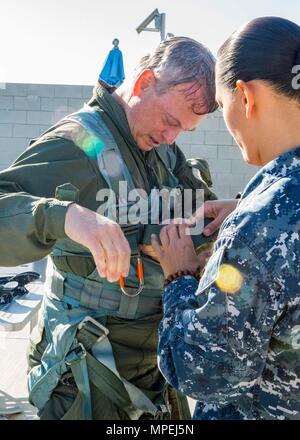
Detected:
left=177, top=112, right=260, bottom=198
left=0, top=83, right=259, bottom=198
left=0, top=83, right=92, bottom=171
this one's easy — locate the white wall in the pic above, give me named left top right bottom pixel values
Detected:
left=177, top=110, right=260, bottom=198
left=0, top=83, right=259, bottom=198
left=0, top=82, right=92, bottom=170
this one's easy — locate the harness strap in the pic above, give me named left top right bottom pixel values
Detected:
left=65, top=343, right=92, bottom=420
left=49, top=262, right=162, bottom=319
left=85, top=352, right=142, bottom=419
left=156, top=144, right=177, bottom=174
left=76, top=317, right=169, bottom=420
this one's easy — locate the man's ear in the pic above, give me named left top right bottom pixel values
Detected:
left=236, top=80, right=255, bottom=119
left=133, top=69, right=156, bottom=97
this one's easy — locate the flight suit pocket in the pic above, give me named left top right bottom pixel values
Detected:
left=55, top=183, right=80, bottom=202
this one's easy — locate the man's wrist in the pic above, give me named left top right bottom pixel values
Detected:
left=47, top=199, right=74, bottom=240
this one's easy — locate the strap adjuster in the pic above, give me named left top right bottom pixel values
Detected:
left=154, top=404, right=172, bottom=420
left=65, top=343, right=87, bottom=365
left=78, top=316, right=109, bottom=342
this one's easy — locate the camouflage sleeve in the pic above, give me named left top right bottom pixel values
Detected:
left=158, top=234, right=284, bottom=404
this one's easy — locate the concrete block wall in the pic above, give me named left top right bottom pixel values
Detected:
left=177, top=111, right=260, bottom=198
left=0, top=83, right=260, bottom=198
left=0, top=83, right=92, bottom=172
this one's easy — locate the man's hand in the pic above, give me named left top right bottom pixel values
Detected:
left=151, top=224, right=200, bottom=278
left=65, top=204, right=131, bottom=282
left=189, top=199, right=238, bottom=236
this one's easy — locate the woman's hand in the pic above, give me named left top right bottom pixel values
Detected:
left=189, top=199, right=239, bottom=236
left=151, top=224, right=200, bottom=278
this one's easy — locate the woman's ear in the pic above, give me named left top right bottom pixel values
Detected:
left=133, top=69, right=156, bottom=97
left=236, top=80, right=255, bottom=119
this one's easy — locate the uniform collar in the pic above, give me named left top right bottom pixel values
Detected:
left=92, top=84, right=135, bottom=143
left=241, top=146, right=300, bottom=200
left=91, top=84, right=155, bottom=162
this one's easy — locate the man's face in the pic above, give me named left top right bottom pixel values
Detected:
left=127, top=80, right=207, bottom=151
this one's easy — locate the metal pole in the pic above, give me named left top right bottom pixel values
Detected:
left=160, top=13, right=166, bottom=41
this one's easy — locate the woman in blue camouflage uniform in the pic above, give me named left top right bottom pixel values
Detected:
left=151, top=17, right=300, bottom=420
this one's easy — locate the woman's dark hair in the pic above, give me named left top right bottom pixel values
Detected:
left=217, top=17, right=300, bottom=103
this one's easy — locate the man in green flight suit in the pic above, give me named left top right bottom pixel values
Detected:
left=0, top=37, right=217, bottom=419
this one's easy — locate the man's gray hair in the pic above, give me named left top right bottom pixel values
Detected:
left=136, top=36, right=218, bottom=114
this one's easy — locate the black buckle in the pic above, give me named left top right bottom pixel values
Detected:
left=60, top=373, right=76, bottom=387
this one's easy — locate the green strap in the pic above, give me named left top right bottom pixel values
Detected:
left=49, top=260, right=162, bottom=319
left=176, top=391, right=192, bottom=420
left=86, top=353, right=143, bottom=420
left=76, top=318, right=168, bottom=419
left=92, top=340, right=159, bottom=416
left=156, top=145, right=177, bottom=172
left=65, top=343, right=92, bottom=420
left=118, top=293, right=140, bottom=319
left=122, top=225, right=141, bottom=256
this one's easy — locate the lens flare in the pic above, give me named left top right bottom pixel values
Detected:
left=215, top=264, right=244, bottom=294
left=81, top=134, right=104, bottom=158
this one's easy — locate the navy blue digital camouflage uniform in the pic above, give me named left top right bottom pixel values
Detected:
left=158, top=147, right=300, bottom=420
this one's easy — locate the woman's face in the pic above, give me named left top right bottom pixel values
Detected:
left=215, top=67, right=261, bottom=165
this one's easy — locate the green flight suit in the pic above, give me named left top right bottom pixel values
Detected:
left=0, top=84, right=217, bottom=419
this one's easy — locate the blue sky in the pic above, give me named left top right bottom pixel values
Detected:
left=1, top=0, right=300, bottom=85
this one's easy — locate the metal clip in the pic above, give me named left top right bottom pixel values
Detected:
left=78, top=316, right=109, bottom=343
left=65, top=343, right=87, bottom=365
left=119, top=257, right=144, bottom=297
